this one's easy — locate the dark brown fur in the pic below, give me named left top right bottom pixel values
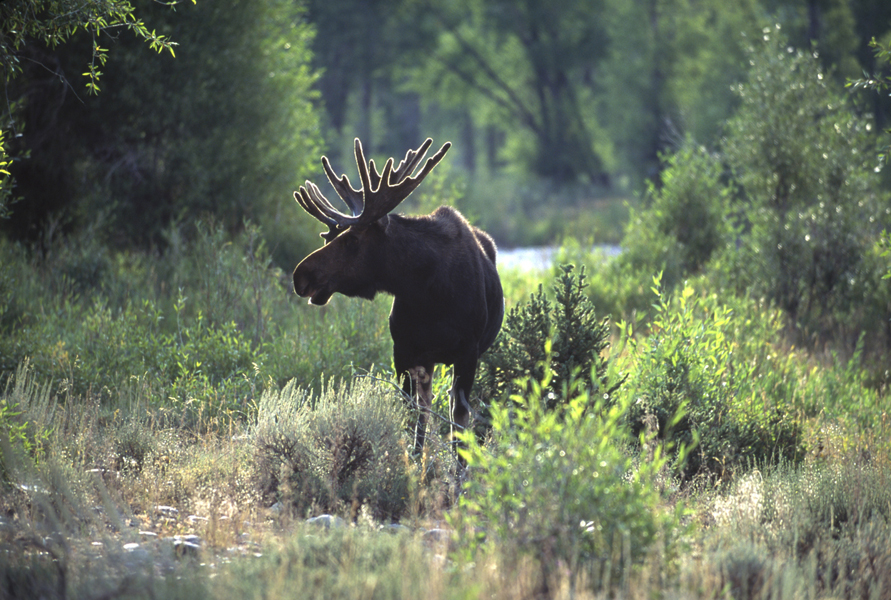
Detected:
left=293, top=205, right=503, bottom=456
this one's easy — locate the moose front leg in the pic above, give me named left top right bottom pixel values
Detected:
left=406, top=364, right=434, bottom=456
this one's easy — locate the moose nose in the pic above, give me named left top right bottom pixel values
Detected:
left=293, top=271, right=311, bottom=297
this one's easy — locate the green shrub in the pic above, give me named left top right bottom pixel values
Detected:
left=2, top=292, right=265, bottom=420
left=620, top=140, right=732, bottom=293
left=160, top=221, right=287, bottom=342
left=716, top=26, right=891, bottom=346
left=0, top=219, right=398, bottom=420
left=452, top=370, right=685, bottom=592
left=254, top=377, right=412, bottom=521
left=618, top=276, right=804, bottom=480
left=478, top=264, right=617, bottom=410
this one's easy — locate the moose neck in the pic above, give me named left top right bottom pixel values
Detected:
left=375, top=213, right=442, bottom=301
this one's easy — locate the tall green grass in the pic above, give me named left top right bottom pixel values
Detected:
left=0, top=222, right=392, bottom=415
left=1, top=220, right=889, bottom=599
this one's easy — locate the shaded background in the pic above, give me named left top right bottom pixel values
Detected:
left=3, top=0, right=889, bottom=259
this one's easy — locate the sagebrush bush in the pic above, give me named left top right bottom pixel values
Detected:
left=762, top=461, right=891, bottom=549
left=703, top=460, right=891, bottom=600
left=254, top=377, right=412, bottom=521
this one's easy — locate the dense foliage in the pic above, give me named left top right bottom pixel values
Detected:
left=3, top=0, right=322, bottom=267
left=0, top=222, right=391, bottom=414
left=454, top=382, right=684, bottom=591
left=718, top=28, right=890, bottom=343
left=0, top=0, right=181, bottom=216
left=1, top=2, right=890, bottom=599
left=478, top=264, right=614, bottom=408
left=620, top=142, right=732, bottom=293
left=617, top=278, right=804, bottom=480
left=602, top=27, right=891, bottom=353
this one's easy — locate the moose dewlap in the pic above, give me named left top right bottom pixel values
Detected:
left=292, top=138, right=504, bottom=460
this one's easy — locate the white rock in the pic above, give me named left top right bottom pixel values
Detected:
left=306, top=514, right=346, bottom=529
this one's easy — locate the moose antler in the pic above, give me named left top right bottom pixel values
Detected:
left=295, top=138, right=451, bottom=241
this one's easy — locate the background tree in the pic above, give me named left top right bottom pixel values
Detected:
left=0, top=0, right=180, bottom=219
left=3, top=0, right=322, bottom=266
left=598, top=0, right=761, bottom=182
left=304, top=0, right=423, bottom=158
left=289, top=0, right=891, bottom=247
left=3, top=0, right=889, bottom=254
left=403, top=0, right=612, bottom=185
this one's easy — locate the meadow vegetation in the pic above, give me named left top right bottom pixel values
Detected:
left=1, top=24, right=890, bottom=600
left=1, top=219, right=888, bottom=597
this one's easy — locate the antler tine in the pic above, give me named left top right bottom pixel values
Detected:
left=295, top=188, right=324, bottom=223
left=390, top=138, right=433, bottom=185
left=367, top=158, right=383, bottom=192
left=295, top=186, right=347, bottom=241
left=312, top=181, right=370, bottom=226
left=297, top=184, right=338, bottom=224
left=358, top=139, right=450, bottom=224
left=388, top=141, right=451, bottom=200
left=416, top=141, right=451, bottom=180
left=321, top=156, right=363, bottom=217
left=305, top=180, right=364, bottom=224
left=354, top=138, right=374, bottom=204
left=295, top=186, right=330, bottom=225
left=351, top=139, right=398, bottom=223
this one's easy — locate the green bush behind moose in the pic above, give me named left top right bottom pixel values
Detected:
left=585, top=29, right=891, bottom=356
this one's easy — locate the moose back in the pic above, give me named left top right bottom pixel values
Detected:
left=292, top=138, right=504, bottom=457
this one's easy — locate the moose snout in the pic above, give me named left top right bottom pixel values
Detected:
left=293, top=269, right=313, bottom=297
left=294, top=267, right=333, bottom=305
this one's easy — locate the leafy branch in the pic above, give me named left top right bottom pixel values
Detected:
left=1, top=0, right=188, bottom=93
left=847, top=37, right=891, bottom=279
left=847, top=37, right=891, bottom=161
left=0, top=0, right=188, bottom=214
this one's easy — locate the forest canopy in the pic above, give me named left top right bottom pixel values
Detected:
left=0, top=0, right=889, bottom=254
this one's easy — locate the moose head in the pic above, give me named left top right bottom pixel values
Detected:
left=293, top=138, right=503, bottom=461
left=293, top=138, right=449, bottom=305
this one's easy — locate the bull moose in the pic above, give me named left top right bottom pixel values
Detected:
left=292, top=138, right=504, bottom=458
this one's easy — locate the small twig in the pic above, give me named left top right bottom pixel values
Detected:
left=13, top=54, right=84, bottom=105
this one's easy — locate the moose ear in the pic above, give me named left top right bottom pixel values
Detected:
left=320, top=225, right=346, bottom=244
left=376, top=214, right=391, bottom=233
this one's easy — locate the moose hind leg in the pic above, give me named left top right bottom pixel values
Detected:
left=451, top=357, right=479, bottom=466
left=408, top=365, right=433, bottom=455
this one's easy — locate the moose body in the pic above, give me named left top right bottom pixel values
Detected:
left=292, top=139, right=503, bottom=456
